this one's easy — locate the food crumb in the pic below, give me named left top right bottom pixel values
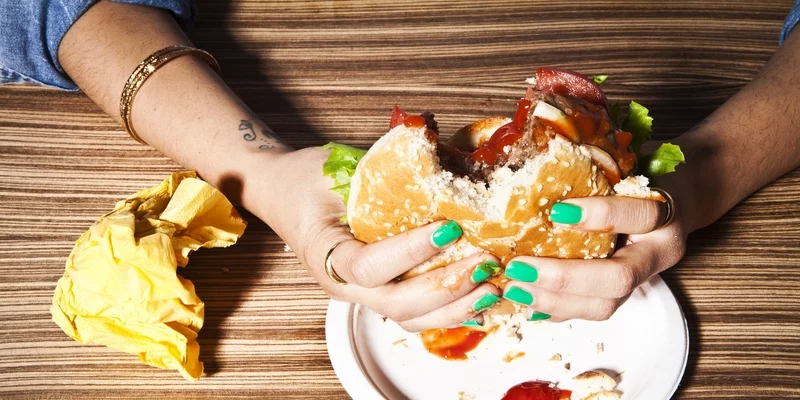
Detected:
left=283, top=244, right=292, bottom=252
left=616, top=371, right=625, bottom=378
left=549, top=353, right=563, bottom=362
left=564, top=362, right=571, bottom=370
left=381, top=316, right=388, bottom=323
left=503, top=351, right=526, bottom=363
left=222, top=267, right=230, bottom=272
left=392, top=339, right=406, bottom=346
left=458, top=391, right=476, bottom=400
left=597, top=342, right=605, bottom=354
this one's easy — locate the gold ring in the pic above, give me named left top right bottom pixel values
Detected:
left=652, top=188, right=675, bottom=228
left=325, top=240, right=349, bottom=285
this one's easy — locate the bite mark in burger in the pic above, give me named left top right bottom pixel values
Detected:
left=323, top=68, right=685, bottom=323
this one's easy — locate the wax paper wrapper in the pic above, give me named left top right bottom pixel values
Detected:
left=51, top=171, right=247, bottom=381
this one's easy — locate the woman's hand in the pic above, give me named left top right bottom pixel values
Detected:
left=246, top=146, right=502, bottom=332
left=501, top=189, right=691, bottom=322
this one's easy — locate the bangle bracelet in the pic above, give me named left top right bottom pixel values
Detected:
left=119, top=45, right=222, bottom=145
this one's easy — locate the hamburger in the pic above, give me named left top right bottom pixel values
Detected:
left=323, top=68, right=684, bottom=316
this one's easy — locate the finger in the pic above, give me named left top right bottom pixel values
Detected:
left=396, top=284, right=502, bottom=332
left=330, top=220, right=464, bottom=288
left=504, top=242, right=658, bottom=299
left=549, top=196, right=667, bottom=234
left=503, top=283, right=630, bottom=322
left=366, top=253, right=501, bottom=322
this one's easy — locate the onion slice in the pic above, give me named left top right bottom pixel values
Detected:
left=587, top=145, right=621, bottom=185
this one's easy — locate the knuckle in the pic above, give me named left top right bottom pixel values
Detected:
left=591, top=300, right=618, bottom=321
left=349, top=255, right=380, bottom=288
left=550, top=266, right=568, bottom=293
left=612, top=262, right=638, bottom=298
left=592, top=201, right=614, bottom=227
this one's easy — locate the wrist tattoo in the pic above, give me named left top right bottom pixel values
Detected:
left=239, top=119, right=280, bottom=150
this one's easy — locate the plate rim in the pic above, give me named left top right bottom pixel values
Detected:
left=326, top=274, right=689, bottom=400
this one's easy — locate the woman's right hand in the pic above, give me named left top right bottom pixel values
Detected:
left=244, top=146, right=502, bottom=332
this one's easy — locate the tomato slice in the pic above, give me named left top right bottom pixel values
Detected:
left=390, top=105, right=409, bottom=129
left=535, top=67, right=608, bottom=108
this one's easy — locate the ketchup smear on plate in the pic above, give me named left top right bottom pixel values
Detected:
left=419, top=327, right=488, bottom=360
left=502, top=381, right=572, bottom=400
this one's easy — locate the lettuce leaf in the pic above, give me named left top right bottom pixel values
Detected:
left=622, top=101, right=653, bottom=155
left=641, top=142, right=685, bottom=177
left=593, top=75, right=608, bottom=85
left=322, top=143, right=367, bottom=222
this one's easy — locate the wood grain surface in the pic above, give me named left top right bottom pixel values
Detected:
left=1, top=0, right=799, bottom=398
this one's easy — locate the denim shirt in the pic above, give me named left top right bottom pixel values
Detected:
left=0, top=0, right=192, bottom=90
left=1, top=1, right=799, bottom=91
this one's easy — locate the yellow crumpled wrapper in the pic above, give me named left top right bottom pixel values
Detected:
left=51, top=171, right=247, bottom=381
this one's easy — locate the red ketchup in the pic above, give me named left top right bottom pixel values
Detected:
left=471, top=98, right=531, bottom=164
left=390, top=106, right=438, bottom=143
left=419, top=327, right=488, bottom=360
left=502, top=381, right=572, bottom=400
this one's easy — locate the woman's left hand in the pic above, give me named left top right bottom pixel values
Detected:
left=501, top=190, right=690, bottom=322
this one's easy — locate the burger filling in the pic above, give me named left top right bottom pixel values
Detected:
left=389, top=68, right=638, bottom=186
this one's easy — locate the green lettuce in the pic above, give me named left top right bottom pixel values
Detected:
left=322, top=143, right=367, bottom=222
left=640, top=143, right=685, bottom=177
left=622, top=101, right=653, bottom=155
left=593, top=75, right=608, bottom=85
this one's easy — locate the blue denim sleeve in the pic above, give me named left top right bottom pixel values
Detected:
left=781, top=0, right=800, bottom=45
left=0, top=0, right=193, bottom=91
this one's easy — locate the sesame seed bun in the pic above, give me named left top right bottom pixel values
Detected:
left=346, top=114, right=656, bottom=316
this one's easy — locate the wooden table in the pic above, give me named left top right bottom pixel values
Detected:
left=1, top=1, right=799, bottom=398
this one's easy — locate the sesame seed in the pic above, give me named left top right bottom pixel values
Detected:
left=539, top=198, right=549, bottom=206
left=384, top=222, right=393, bottom=228
left=421, top=205, right=428, bottom=211
left=410, top=217, right=417, bottom=224
left=546, top=238, right=553, bottom=243
left=376, top=236, right=383, bottom=240
left=545, top=209, right=550, bottom=215
left=400, top=225, right=407, bottom=232
left=538, top=211, right=543, bottom=218
left=546, top=176, right=556, bottom=182
left=377, top=211, right=385, bottom=217
left=562, top=189, right=568, bottom=196
left=584, top=255, right=592, bottom=260
left=587, top=178, right=592, bottom=187
left=584, top=238, right=591, bottom=245
left=556, top=238, right=562, bottom=244
left=368, top=196, right=375, bottom=202
left=501, top=222, right=509, bottom=229
left=561, top=161, right=571, bottom=167
left=559, top=248, right=567, bottom=255
left=599, top=233, right=606, bottom=238
left=405, top=184, right=413, bottom=190
left=415, top=165, right=422, bottom=171
left=405, top=203, right=410, bottom=209
left=537, top=184, right=543, bottom=192
left=372, top=211, right=378, bottom=217
left=377, top=200, right=384, bottom=205
left=592, top=165, right=597, bottom=173
left=413, top=185, right=420, bottom=190
left=581, top=249, right=589, bottom=255
left=600, top=253, right=608, bottom=258
left=387, top=232, right=395, bottom=237
left=394, top=209, right=400, bottom=215
left=594, top=245, right=601, bottom=251
left=518, top=199, right=527, bottom=206
left=539, top=227, right=546, bottom=232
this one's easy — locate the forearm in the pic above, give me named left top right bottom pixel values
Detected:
left=57, top=1, right=291, bottom=208
left=668, top=29, right=800, bottom=232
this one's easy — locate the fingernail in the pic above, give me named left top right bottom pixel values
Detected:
left=550, top=202, right=583, bottom=225
left=505, top=260, right=539, bottom=283
left=461, top=319, right=483, bottom=327
left=529, top=312, right=551, bottom=321
left=431, top=220, right=463, bottom=248
left=472, top=293, right=500, bottom=313
left=504, top=286, right=534, bottom=306
left=471, top=260, right=500, bottom=284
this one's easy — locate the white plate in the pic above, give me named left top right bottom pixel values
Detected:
left=326, top=275, right=688, bottom=400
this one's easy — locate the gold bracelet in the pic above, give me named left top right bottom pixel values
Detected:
left=119, top=45, right=222, bottom=145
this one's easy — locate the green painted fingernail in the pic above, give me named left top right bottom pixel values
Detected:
left=529, top=312, right=551, bottom=321
left=550, top=202, right=583, bottom=225
left=472, top=293, right=500, bottom=313
left=505, top=260, right=539, bottom=283
left=471, top=260, right=500, bottom=284
left=461, top=319, right=483, bottom=327
left=504, top=286, right=534, bottom=306
left=431, top=220, right=463, bottom=248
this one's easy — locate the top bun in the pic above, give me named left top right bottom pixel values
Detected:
left=346, top=109, right=652, bottom=315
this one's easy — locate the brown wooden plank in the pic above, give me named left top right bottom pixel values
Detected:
left=1, top=0, right=798, bottom=398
